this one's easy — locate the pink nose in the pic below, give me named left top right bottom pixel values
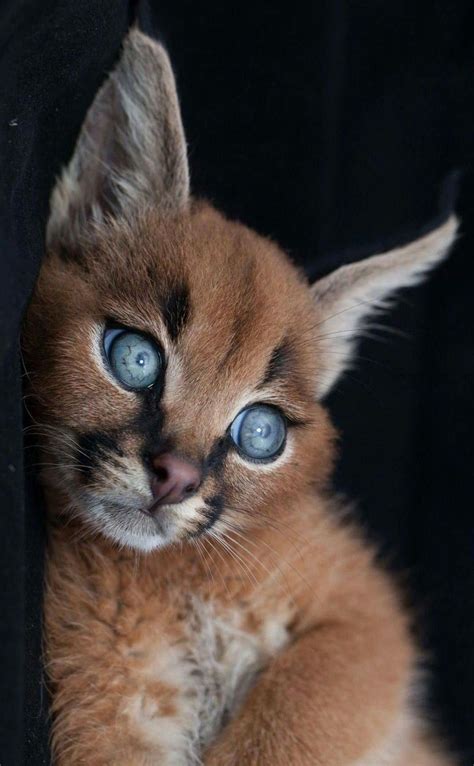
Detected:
left=150, top=453, right=201, bottom=507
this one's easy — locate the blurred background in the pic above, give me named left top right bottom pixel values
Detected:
left=1, top=1, right=473, bottom=763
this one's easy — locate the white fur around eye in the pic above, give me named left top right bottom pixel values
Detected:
left=226, top=390, right=261, bottom=427
left=89, top=324, right=133, bottom=394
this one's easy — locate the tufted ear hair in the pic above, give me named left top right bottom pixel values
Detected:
left=47, top=27, right=189, bottom=251
left=312, top=216, right=458, bottom=399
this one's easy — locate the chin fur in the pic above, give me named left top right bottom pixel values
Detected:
left=67, top=492, right=212, bottom=552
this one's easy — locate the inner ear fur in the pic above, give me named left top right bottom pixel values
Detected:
left=312, top=216, right=458, bottom=398
left=47, top=27, right=189, bottom=253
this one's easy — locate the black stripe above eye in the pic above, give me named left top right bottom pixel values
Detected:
left=262, top=339, right=293, bottom=386
left=162, top=282, right=191, bottom=342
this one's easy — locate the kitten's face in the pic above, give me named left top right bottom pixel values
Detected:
left=24, top=204, right=334, bottom=550
left=23, top=29, right=454, bottom=552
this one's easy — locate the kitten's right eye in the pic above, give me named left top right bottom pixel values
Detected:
left=230, top=404, right=287, bottom=462
left=103, top=328, right=162, bottom=390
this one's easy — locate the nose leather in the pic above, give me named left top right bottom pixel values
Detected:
left=150, top=453, right=201, bottom=507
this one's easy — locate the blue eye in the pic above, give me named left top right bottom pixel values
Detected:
left=103, top=328, right=162, bottom=390
left=230, top=405, right=286, bottom=461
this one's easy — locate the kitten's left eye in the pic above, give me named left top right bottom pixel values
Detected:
left=230, top=404, right=286, bottom=461
left=103, top=329, right=162, bottom=390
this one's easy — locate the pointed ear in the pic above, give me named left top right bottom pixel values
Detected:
left=312, top=216, right=458, bottom=398
left=47, top=28, right=189, bottom=251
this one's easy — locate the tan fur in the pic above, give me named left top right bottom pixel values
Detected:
left=23, top=28, right=457, bottom=766
left=47, top=29, right=189, bottom=252
left=311, top=218, right=457, bottom=397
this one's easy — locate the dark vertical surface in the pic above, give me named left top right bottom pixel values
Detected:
left=0, top=3, right=131, bottom=763
left=414, top=175, right=474, bottom=759
left=0, top=1, right=473, bottom=763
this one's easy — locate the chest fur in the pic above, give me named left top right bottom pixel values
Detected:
left=122, top=595, right=292, bottom=764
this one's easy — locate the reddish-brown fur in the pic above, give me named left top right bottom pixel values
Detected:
left=23, top=206, right=452, bottom=765
left=22, top=28, right=456, bottom=766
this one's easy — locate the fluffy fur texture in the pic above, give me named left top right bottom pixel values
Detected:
left=23, top=27, right=458, bottom=765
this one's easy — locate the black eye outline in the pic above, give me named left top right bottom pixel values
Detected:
left=229, top=403, right=287, bottom=464
left=102, top=323, right=164, bottom=393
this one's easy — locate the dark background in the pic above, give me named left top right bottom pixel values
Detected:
left=1, top=1, right=473, bottom=763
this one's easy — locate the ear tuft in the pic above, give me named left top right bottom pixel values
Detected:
left=312, top=216, right=458, bottom=398
left=47, top=27, right=189, bottom=251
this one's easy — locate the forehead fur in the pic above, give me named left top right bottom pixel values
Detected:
left=83, top=202, right=312, bottom=331
left=48, top=204, right=315, bottom=363
left=28, top=202, right=320, bottom=438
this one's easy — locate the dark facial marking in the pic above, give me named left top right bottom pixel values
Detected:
left=262, top=339, right=293, bottom=387
left=218, top=259, right=256, bottom=371
left=205, top=436, right=230, bottom=477
left=133, top=394, right=170, bottom=463
left=162, top=282, right=191, bottom=342
left=75, top=431, right=124, bottom=482
left=191, top=494, right=225, bottom=537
